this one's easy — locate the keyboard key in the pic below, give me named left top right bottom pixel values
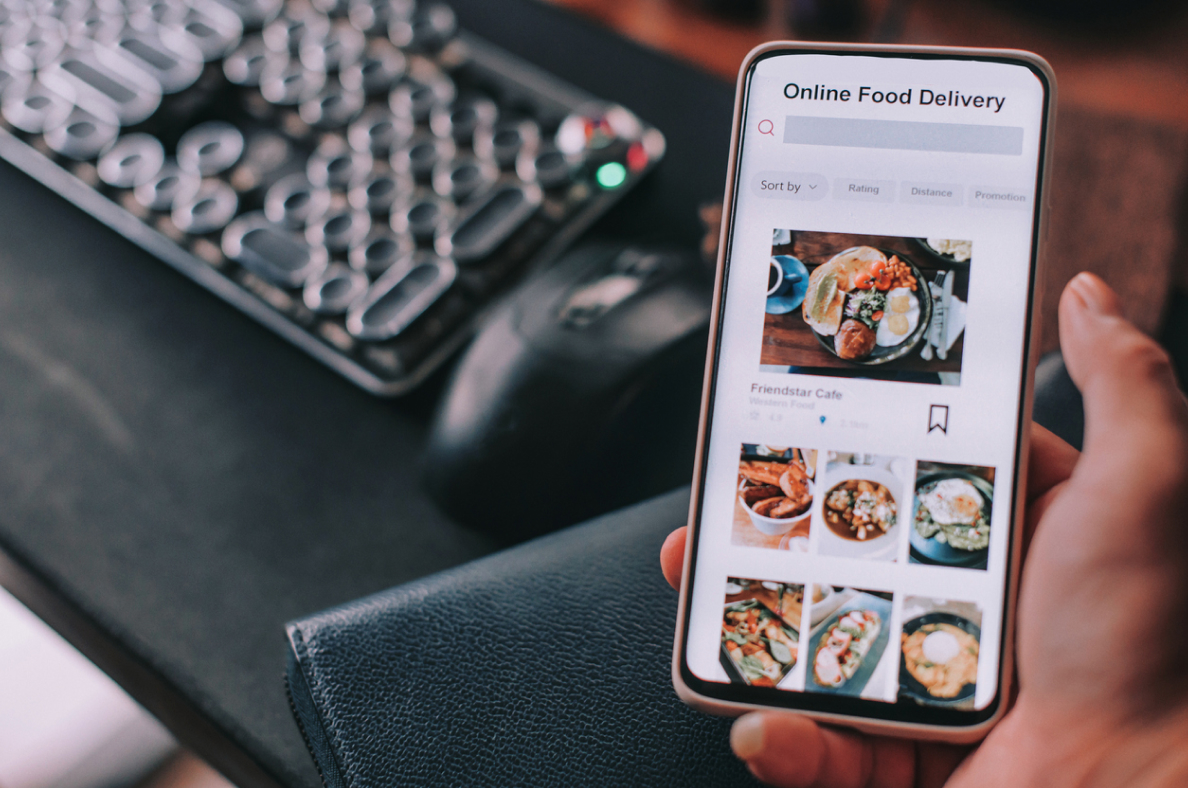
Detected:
left=348, top=226, right=412, bottom=276
left=42, top=49, right=162, bottom=125
left=475, top=119, right=540, bottom=169
left=346, top=104, right=411, bottom=154
left=299, top=19, right=363, bottom=72
left=338, top=36, right=403, bottom=95
left=348, top=168, right=411, bottom=214
left=223, top=210, right=329, bottom=286
left=97, top=133, right=165, bottom=188
left=112, top=27, right=205, bottom=94
left=178, top=121, right=246, bottom=175
left=44, top=106, right=118, bottom=160
left=303, top=262, right=368, bottom=313
left=346, top=252, right=455, bottom=340
left=306, top=135, right=372, bottom=188
left=432, top=153, right=496, bottom=202
left=134, top=162, right=201, bottom=211
left=306, top=207, right=370, bottom=252
left=439, top=179, right=542, bottom=264
left=172, top=179, right=239, bottom=234
left=259, top=56, right=325, bottom=104
left=264, top=173, right=331, bottom=228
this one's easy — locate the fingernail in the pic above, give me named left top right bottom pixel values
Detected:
left=1069, top=272, right=1113, bottom=315
left=731, top=713, right=765, bottom=760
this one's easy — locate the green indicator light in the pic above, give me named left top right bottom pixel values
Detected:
left=596, top=161, right=627, bottom=189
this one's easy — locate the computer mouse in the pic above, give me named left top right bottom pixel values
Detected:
left=423, top=242, right=714, bottom=541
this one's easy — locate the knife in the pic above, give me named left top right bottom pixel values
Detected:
left=937, top=270, right=954, bottom=361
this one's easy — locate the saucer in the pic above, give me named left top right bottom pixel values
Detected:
left=766, top=255, right=808, bottom=314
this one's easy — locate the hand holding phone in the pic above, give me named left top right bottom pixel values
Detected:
left=668, top=274, right=1188, bottom=785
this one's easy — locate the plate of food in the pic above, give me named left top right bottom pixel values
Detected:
left=914, top=237, right=972, bottom=266
left=909, top=472, right=993, bottom=568
left=720, top=599, right=800, bottom=688
left=807, top=594, right=892, bottom=696
left=801, top=246, right=931, bottom=364
left=899, top=612, right=980, bottom=705
left=819, top=465, right=901, bottom=560
left=738, top=455, right=814, bottom=536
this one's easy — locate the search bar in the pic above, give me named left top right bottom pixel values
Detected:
left=783, top=116, right=1023, bottom=155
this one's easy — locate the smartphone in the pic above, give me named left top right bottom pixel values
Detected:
left=673, top=43, right=1055, bottom=742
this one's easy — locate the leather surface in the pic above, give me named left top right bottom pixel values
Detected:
left=284, top=350, right=1093, bottom=788
left=286, top=488, right=760, bottom=788
left=1032, top=351, right=1084, bottom=451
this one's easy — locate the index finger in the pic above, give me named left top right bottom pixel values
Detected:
left=1027, top=422, right=1078, bottom=502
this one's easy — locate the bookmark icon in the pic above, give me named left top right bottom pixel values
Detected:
left=928, top=405, right=949, bottom=434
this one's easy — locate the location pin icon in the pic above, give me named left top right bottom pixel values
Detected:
left=819, top=415, right=826, bottom=424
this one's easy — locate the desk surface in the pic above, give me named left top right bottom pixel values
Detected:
left=0, top=4, right=735, bottom=788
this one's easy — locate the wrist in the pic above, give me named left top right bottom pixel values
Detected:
left=972, top=695, right=1188, bottom=788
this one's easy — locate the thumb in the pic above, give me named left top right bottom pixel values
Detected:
left=1058, top=273, right=1188, bottom=462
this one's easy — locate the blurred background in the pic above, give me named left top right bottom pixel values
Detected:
left=2, top=0, right=1185, bottom=786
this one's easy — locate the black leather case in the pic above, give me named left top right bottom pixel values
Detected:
left=283, top=352, right=1088, bottom=788
left=285, top=487, right=759, bottom=788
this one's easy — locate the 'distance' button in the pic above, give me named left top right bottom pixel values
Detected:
left=900, top=181, right=962, bottom=206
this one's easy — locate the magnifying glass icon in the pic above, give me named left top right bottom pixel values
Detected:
left=758, top=119, right=774, bottom=136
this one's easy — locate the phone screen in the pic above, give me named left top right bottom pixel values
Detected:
left=680, top=49, right=1050, bottom=726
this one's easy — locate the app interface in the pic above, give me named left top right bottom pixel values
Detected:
left=687, top=53, right=1046, bottom=713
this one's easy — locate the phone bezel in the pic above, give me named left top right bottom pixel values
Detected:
left=672, top=42, right=1055, bottom=739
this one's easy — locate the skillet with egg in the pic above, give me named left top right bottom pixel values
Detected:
left=801, top=246, right=932, bottom=365
left=898, top=612, right=981, bottom=706
left=909, top=472, right=994, bottom=568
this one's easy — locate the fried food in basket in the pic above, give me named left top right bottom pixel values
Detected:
left=739, top=458, right=812, bottom=520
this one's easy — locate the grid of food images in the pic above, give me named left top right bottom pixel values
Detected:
left=761, top=229, right=971, bottom=386
left=731, top=445, right=817, bottom=552
left=719, top=454, right=998, bottom=706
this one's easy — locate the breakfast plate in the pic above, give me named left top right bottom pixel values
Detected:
left=909, top=472, right=994, bottom=568
left=803, top=247, right=932, bottom=365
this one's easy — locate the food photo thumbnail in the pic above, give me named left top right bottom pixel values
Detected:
left=732, top=445, right=816, bottom=552
left=909, top=460, right=995, bottom=570
left=761, top=228, right=969, bottom=386
left=805, top=586, right=894, bottom=700
left=898, top=596, right=981, bottom=710
left=721, top=578, right=807, bottom=688
left=817, top=452, right=910, bottom=562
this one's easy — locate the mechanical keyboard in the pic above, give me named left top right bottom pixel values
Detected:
left=0, top=0, right=664, bottom=394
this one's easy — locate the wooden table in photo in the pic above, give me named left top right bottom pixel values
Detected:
left=761, top=232, right=967, bottom=376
